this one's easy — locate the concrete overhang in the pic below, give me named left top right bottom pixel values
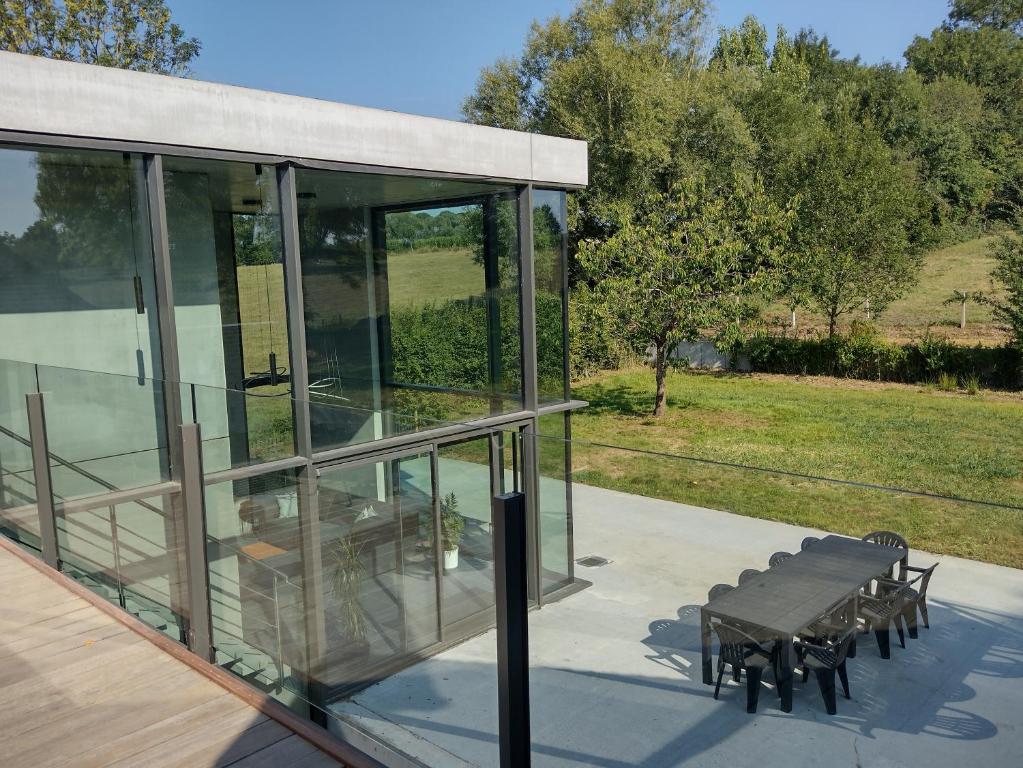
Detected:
left=0, top=52, right=587, bottom=187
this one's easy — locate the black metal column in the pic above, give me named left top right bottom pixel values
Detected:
left=493, top=490, right=531, bottom=768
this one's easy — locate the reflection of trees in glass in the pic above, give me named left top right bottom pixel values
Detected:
left=385, top=208, right=478, bottom=252
left=534, top=199, right=568, bottom=400
left=0, top=151, right=147, bottom=310
left=234, top=214, right=281, bottom=266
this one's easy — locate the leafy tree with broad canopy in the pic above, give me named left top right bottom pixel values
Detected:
left=577, top=174, right=792, bottom=416
left=1, top=0, right=200, bottom=75
left=788, top=116, right=924, bottom=337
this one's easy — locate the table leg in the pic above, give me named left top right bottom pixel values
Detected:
left=701, top=608, right=712, bottom=685
left=778, top=634, right=794, bottom=713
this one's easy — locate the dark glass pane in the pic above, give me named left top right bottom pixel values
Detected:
left=533, top=189, right=569, bottom=403
left=163, top=157, right=294, bottom=471
left=295, top=169, right=523, bottom=453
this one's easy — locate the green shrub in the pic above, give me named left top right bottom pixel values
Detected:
left=742, top=328, right=1021, bottom=390
left=936, top=371, right=958, bottom=391
left=964, top=373, right=981, bottom=395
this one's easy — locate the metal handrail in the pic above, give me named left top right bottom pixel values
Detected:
left=0, top=423, right=166, bottom=518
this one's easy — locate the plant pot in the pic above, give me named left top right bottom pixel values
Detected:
left=444, top=547, right=459, bottom=571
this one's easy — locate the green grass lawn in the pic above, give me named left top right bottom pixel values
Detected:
left=568, top=367, right=1023, bottom=567
left=766, top=236, right=1007, bottom=345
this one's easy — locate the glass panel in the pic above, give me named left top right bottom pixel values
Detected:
left=204, top=468, right=311, bottom=715
left=36, top=365, right=170, bottom=498
left=537, top=413, right=572, bottom=593
left=437, top=436, right=496, bottom=629
left=57, top=492, right=186, bottom=641
left=296, top=168, right=522, bottom=453
left=317, top=451, right=438, bottom=690
left=163, top=157, right=294, bottom=471
left=0, top=358, right=40, bottom=551
left=533, top=190, right=569, bottom=403
left=0, top=146, right=167, bottom=496
left=0, top=145, right=162, bottom=380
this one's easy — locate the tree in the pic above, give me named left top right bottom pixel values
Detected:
left=944, top=289, right=986, bottom=328
left=949, top=0, right=1023, bottom=33
left=789, top=119, right=924, bottom=337
left=709, top=15, right=767, bottom=71
left=463, top=0, right=711, bottom=240
left=577, top=174, right=792, bottom=416
left=986, top=211, right=1023, bottom=347
left=1, top=0, right=201, bottom=75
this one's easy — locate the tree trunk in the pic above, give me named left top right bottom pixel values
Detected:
left=828, top=311, right=838, bottom=339
left=961, top=299, right=967, bottom=330
left=790, top=308, right=797, bottom=329
left=653, top=344, right=669, bottom=418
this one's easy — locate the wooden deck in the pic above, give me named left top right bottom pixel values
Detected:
left=0, top=544, right=343, bottom=768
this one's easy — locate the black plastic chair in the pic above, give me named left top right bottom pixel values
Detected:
left=738, top=568, right=761, bottom=585
left=711, top=621, right=777, bottom=713
left=879, top=562, right=938, bottom=639
left=862, top=530, right=910, bottom=581
left=796, top=627, right=857, bottom=715
left=859, top=581, right=911, bottom=658
left=800, top=536, right=820, bottom=551
left=768, top=551, right=793, bottom=567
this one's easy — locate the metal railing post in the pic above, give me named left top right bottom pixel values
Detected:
left=26, top=392, right=59, bottom=569
left=493, top=490, right=531, bottom=768
left=179, top=422, right=213, bottom=661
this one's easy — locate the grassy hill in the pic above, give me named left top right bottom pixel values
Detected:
left=767, top=236, right=1007, bottom=346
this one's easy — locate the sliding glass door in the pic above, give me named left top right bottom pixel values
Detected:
left=312, top=426, right=523, bottom=695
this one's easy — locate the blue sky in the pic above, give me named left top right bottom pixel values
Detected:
left=172, top=0, right=950, bottom=120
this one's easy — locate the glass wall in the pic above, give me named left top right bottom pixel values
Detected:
left=533, top=189, right=570, bottom=404
left=295, top=169, right=523, bottom=454
left=536, top=413, right=573, bottom=593
left=0, top=145, right=168, bottom=491
left=163, top=157, right=294, bottom=473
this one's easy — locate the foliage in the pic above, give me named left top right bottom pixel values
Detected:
left=742, top=324, right=1021, bottom=388
left=986, top=213, right=1023, bottom=348
left=1, top=0, right=201, bottom=75
left=465, top=2, right=1023, bottom=375
left=440, top=492, right=464, bottom=552
left=786, top=116, right=925, bottom=337
left=329, top=535, right=367, bottom=643
left=576, top=173, right=792, bottom=415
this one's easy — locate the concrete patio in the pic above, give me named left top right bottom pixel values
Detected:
left=331, top=483, right=1023, bottom=767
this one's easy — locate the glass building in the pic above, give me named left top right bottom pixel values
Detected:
left=0, top=52, right=586, bottom=709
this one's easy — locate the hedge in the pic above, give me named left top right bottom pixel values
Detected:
left=741, top=324, right=1021, bottom=389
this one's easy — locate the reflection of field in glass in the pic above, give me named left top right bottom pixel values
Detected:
left=385, top=247, right=484, bottom=308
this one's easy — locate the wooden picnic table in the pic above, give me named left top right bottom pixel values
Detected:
left=700, top=535, right=905, bottom=712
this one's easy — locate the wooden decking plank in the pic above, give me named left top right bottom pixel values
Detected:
left=5, top=677, right=233, bottom=767
left=0, top=607, right=118, bottom=659
left=57, top=694, right=261, bottom=768
left=230, top=734, right=321, bottom=767
left=205, top=718, right=295, bottom=768
left=0, top=646, right=187, bottom=737
left=0, top=622, right=136, bottom=686
left=106, top=705, right=275, bottom=768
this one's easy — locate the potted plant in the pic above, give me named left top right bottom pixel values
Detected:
left=329, top=535, right=369, bottom=660
left=441, top=492, right=465, bottom=571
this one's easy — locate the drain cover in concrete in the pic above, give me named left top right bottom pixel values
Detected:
left=576, top=555, right=610, bottom=568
